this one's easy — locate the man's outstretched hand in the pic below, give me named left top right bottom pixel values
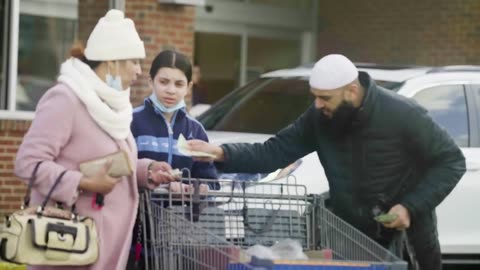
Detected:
left=186, top=140, right=224, bottom=162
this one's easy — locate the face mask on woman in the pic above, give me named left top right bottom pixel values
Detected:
left=149, top=93, right=186, bottom=113
left=106, top=61, right=123, bottom=91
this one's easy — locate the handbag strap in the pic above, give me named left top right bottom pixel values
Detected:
left=22, top=161, right=43, bottom=208
left=22, top=162, right=77, bottom=216
left=40, top=170, right=68, bottom=210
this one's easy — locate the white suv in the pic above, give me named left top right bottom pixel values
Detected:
left=197, top=64, right=480, bottom=264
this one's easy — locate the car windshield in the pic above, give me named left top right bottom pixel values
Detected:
left=199, top=77, right=313, bottom=133
left=198, top=77, right=402, bottom=134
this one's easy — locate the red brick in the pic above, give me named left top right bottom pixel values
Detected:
left=4, top=180, right=21, bottom=186
left=9, top=204, right=21, bottom=210
left=0, top=140, right=14, bottom=145
left=179, top=17, right=193, bottom=24
left=7, top=131, right=26, bottom=137
left=6, top=148, right=17, bottom=153
left=5, top=206, right=22, bottom=213
left=13, top=188, right=27, bottom=195
left=0, top=156, right=13, bottom=161
left=3, top=196, right=21, bottom=201
left=0, top=188, right=12, bottom=194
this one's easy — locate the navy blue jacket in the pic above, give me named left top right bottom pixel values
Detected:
left=131, top=99, right=218, bottom=189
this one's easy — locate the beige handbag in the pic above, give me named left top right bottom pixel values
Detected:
left=0, top=162, right=99, bottom=265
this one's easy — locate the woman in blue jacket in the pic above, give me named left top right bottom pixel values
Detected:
left=131, top=50, right=218, bottom=187
left=128, top=50, right=218, bottom=269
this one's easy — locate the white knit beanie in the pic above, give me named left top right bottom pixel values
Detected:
left=309, top=54, right=358, bottom=90
left=84, top=9, right=145, bottom=61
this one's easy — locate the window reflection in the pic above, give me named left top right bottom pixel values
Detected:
left=16, top=5, right=77, bottom=111
left=413, top=85, right=469, bottom=147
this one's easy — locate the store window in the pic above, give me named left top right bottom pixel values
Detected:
left=195, top=32, right=242, bottom=104
left=0, top=0, right=78, bottom=116
left=0, top=0, right=9, bottom=110
left=16, top=0, right=77, bottom=111
left=247, top=36, right=300, bottom=82
left=196, top=0, right=313, bottom=105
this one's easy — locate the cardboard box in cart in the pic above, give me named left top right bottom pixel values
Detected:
left=228, top=259, right=393, bottom=270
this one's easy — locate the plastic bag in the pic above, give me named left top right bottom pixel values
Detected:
left=245, top=244, right=276, bottom=260
left=245, top=239, right=307, bottom=260
left=271, top=239, right=308, bottom=260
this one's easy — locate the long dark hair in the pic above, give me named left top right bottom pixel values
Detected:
left=69, top=42, right=101, bottom=70
left=149, top=50, right=192, bottom=82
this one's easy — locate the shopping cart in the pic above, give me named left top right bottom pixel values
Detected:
left=139, top=196, right=252, bottom=270
left=139, top=176, right=408, bottom=270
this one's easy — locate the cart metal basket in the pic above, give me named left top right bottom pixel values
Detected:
left=139, top=176, right=407, bottom=270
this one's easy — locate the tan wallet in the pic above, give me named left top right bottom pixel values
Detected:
left=79, top=150, right=133, bottom=178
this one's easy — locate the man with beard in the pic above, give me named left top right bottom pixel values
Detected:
left=187, top=54, right=466, bottom=270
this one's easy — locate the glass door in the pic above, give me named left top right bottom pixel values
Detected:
left=194, top=32, right=241, bottom=104
left=194, top=0, right=313, bottom=105
left=246, top=36, right=300, bottom=82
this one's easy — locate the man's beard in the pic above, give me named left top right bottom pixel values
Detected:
left=318, top=100, right=357, bottom=136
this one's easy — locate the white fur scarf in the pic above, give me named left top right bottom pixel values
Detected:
left=57, top=58, right=132, bottom=140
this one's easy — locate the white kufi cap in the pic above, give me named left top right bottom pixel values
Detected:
left=84, top=9, right=145, bottom=61
left=309, top=54, right=358, bottom=90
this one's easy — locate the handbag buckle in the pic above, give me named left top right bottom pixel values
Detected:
left=46, top=223, right=78, bottom=242
left=36, top=206, right=43, bottom=215
left=57, top=234, right=66, bottom=242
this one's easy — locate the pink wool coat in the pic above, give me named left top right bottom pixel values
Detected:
left=15, top=83, right=154, bottom=270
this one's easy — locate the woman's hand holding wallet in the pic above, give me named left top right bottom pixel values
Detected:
left=78, top=151, right=132, bottom=209
left=78, top=159, right=122, bottom=194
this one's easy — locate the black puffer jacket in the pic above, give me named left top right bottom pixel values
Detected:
left=220, top=72, right=465, bottom=238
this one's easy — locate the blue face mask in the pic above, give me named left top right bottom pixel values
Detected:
left=106, top=73, right=123, bottom=91
left=149, top=94, right=186, bottom=113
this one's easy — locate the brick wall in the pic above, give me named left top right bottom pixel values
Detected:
left=316, top=0, right=480, bottom=65
left=0, top=120, right=31, bottom=219
left=78, top=0, right=109, bottom=46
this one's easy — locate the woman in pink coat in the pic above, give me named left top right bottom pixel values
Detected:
left=14, top=9, right=176, bottom=270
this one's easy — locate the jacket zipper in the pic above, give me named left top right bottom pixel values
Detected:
left=164, top=111, right=179, bottom=165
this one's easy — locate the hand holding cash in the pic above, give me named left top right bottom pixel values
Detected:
left=177, top=134, right=216, bottom=158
